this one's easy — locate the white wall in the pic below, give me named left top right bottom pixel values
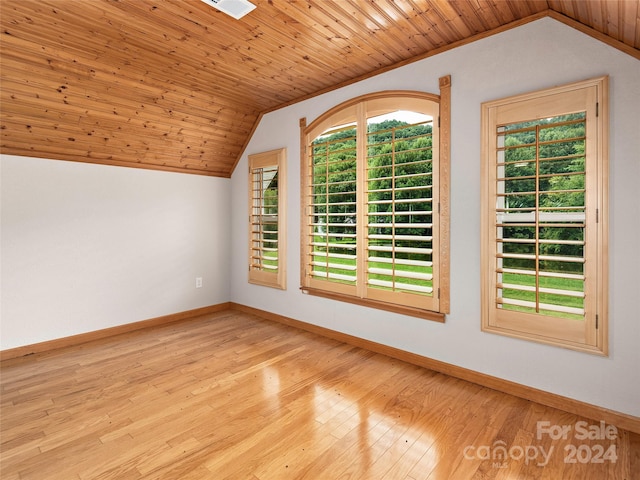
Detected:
left=1, top=155, right=231, bottom=350
left=230, top=18, right=640, bottom=416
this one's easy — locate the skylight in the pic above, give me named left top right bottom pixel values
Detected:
left=199, top=0, right=256, bottom=20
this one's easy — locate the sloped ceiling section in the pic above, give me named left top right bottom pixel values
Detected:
left=1, top=0, right=639, bottom=177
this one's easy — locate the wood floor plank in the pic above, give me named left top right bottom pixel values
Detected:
left=1, top=309, right=637, bottom=479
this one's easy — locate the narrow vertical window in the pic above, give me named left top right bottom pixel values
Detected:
left=249, top=148, right=286, bottom=289
left=481, top=77, right=608, bottom=354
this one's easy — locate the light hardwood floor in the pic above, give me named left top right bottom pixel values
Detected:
left=1, top=310, right=638, bottom=479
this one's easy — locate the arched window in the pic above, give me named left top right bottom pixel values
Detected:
left=300, top=79, right=450, bottom=321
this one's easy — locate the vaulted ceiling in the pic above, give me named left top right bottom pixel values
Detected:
left=1, top=1, right=638, bottom=177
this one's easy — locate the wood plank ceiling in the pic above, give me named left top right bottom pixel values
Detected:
left=1, top=0, right=639, bottom=177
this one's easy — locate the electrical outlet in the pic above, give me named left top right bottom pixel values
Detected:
left=195, top=277, right=203, bottom=288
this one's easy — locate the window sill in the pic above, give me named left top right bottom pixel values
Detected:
left=300, top=287, right=445, bottom=323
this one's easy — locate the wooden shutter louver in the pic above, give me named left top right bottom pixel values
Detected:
left=301, top=86, right=450, bottom=320
left=251, top=165, right=279, bottom=273
left=248, top=148, right=287, bottom=289
left=495, top=114, right=587, bottom=319
left=481, top=76, right=608, bottom=355
left=366, top=117, right=436, bottom=306
left=309, top=123, right=358, bottom=290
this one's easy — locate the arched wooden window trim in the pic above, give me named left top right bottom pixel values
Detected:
left=300, top=77, right=451, bottom=321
